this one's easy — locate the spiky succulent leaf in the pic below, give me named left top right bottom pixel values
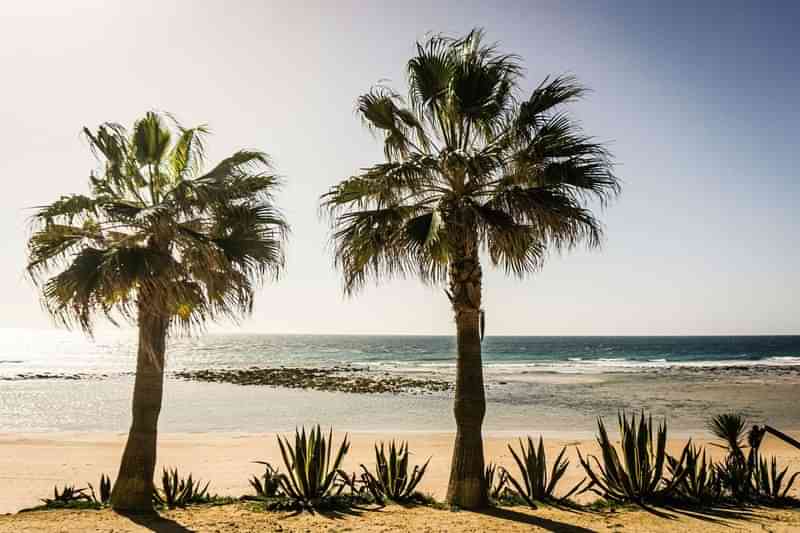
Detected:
left=504, top=435, right=578, bottom=507
left=578, top=412, right=686, bottom=503
left=275, top=426, right=350, bottom=506
left=359, top=439, right=430, bottom=502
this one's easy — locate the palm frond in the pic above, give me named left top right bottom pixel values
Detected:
left=132, top=112, right=172, bottom=168
left=486, top=187, right=604, bottom=251
left=357, top=87, right=428, bottom=160
left=27, top=111, right=288, bottom=335
left=322, top=28, right=619, bottom=296
left=448, top=30, right=521, bottom=143
left=407, top=33, right=454, bottom=122
left=323, top=155, right=441, bottom=212
left=512, top=75, right=587, bottom=137
left=329, top=204, right=448, bottom=294
left=169, top=123, right=209, bottom=179
left=708, top=413, right=748, bottom=457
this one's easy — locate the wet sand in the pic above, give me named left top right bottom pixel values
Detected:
left=4, top=364, right=800, bottom=435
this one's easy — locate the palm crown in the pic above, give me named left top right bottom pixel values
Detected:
left=322, top=29, right=619, bottom=293
left=27, top=111, right=288, bottom=333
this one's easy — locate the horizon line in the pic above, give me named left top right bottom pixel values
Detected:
left=4, top=327, right=797, bottom=338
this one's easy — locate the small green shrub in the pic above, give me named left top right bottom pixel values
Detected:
left=153, top=468, right=212, bottom=508
left=754, top=456, right=800, bottom=501
left=276, top=426, right=350, bottom=507
left=360, top=440, right=430, bottom=503
left=333, top=470, right=366, bottom=497
left=485, top=462, right=508, bottom=500
left=715, top=454, right=755, bottom=501
left=578, top=412, right=690, bottom=503
left=667, top=445, right=721, bottom=505
left=250, top=462, right=282, bottom=498
left=88, top=474, right=112, bottom=505
left=40, top=485, right=93, bottom=508
left=32, top=479, right=111, bottom=511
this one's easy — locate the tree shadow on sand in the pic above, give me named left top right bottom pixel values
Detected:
left=280, top=503, right=374, bottom=520
left=474, top=507, right=597, bottom=533
left=474, top=502, right=764, bottom=532
left=116, top=511, right=195, bottom=533
left=282, top=507, right=368, bottom=520
left=656, top=502, right=763, bottom=526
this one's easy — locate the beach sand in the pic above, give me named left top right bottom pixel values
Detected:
left=3, top=503, right=800, bottom=532
left=2, top=430, right=799, bottom=516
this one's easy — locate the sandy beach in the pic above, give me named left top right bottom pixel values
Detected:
left=4, top=503, right=800, bottom=532
left=2, top=430, right=800, bottom=531
left=2, top=430, right=800, bottom=515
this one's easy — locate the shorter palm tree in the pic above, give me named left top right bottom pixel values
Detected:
left=27, top=112, right=288, bottom=511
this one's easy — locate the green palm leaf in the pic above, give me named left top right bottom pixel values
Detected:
left=27, top=112, right=288, bottom=334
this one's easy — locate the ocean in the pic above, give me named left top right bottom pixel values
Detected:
left=2, top=331, right=799, bottom=377
left=1, top=331, right=799, bottom=434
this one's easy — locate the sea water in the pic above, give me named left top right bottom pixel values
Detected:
left=0, top=330, right=798, bottom=433
left=1, top=330, right=799, bottom=377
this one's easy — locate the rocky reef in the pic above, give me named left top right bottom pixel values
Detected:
left=174, top=366, right=452, bottom=395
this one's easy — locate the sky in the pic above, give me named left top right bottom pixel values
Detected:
left=1, top=0, right=798, bottom=336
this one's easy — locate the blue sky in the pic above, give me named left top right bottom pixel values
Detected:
left=1, top=1, right=798, bottom=335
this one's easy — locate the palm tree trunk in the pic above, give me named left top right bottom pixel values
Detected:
left=111, top=303, right=169, bottom=512
left=763, top=426, right=800, bottom=451
left=445, top=223, right=487, bottom=508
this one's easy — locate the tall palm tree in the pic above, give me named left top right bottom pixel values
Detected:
left=321, top=29, right=620, bottom=508
left=27, top=112, right=288, bottom=512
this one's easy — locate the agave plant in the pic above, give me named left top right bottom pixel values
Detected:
left=485, top=463, right=509, bottom=500
left=360, top=440, right=430, bottom=503
left=666, top=445, right=721, bottom=505
left=578, top=412, right=690, bottom=504
left=505, top=436, right=585, bottom=506
left=153, top=468, right=212, bottom=508
left=276, top=426, right=350, bottom=507
left=754, top=456, right=800, bottom=501
left=249, top=462, right=282, bottom=499
left=41, top=485, right=91, bottom=506
left=333, top=470, right=367, bottom=498
left=88, top=474, right=112, bottom=505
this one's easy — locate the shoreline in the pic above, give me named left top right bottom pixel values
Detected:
left=4, top=366, right=800, bottom=434
left=3, top=429, right=800, bottom=515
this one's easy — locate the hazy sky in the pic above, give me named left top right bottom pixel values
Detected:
left=1, top=1, right=798, bottom=336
